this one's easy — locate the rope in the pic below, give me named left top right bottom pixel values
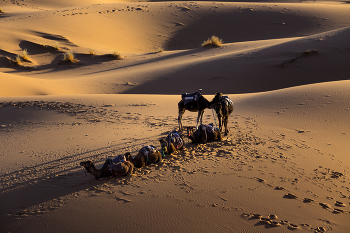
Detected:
left=212, top=108, right=219, bottom=130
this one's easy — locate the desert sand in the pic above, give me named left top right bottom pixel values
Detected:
left=1, top=0, right=350, bottom=232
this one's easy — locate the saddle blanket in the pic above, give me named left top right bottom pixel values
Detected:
left=168, top=131, right=183, bottom=148
left=112, top=154, right=126, bottom=163
left=182, top=92, right=200, bottom=106
left=221, top=96, right=233, bottom=107
left=141, top=145, right=157, bottom=156
left=199, top=123, right=215, bottom=134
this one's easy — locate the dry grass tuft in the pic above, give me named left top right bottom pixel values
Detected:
left=202, top=35, right=223, bottom=47
left=14, top=55, right=22, bottom=65
left=20, top=49, right=31, bottom=62
left=63, top=51, right=79, bottom=63
left=0, top=8, right=4, bottom=13
left=53, top=42, right=60, bottom=51
left=158, top=47, right=164, bottom=53
left=106, top=50, right=124, bottom=60
left=89, top=48, right=95, bottom=55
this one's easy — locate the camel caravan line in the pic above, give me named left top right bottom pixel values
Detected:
left=81, top=90, right=233, bottom=180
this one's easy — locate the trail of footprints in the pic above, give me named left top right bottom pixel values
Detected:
left=2, top=101, right=349, bottom=231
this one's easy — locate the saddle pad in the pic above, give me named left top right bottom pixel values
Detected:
left=182, top=92, right=200, bottom=105
left=112, top=154, right=126, bottom=163
left=141, top=145, right=157, bottom=156
left=168, top=131, right=183, bottom=148
left=111, top=162, right=123, bottom=171
left=221, top=96, right=233, bottom=107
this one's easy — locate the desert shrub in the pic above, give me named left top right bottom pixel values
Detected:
left=202, top=35, right=223, bottom=47
left=20, top=49, right=31, bottom=62
left=53, top=42, right=60, bottom=50
left=89, top=48, right=95, bottom=55
left=158, top=47, right=164, bottom=52
left=63, top=51, right=79, bottom=63
left=0, top=8, right=4, bottom=13
left=14, top=55, right=22, bottom=65
left=302, top=50, right=318, bottom=56
left=106, top=50, right=123, bottom=60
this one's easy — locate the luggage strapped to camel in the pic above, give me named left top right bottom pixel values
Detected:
left=197, top=123, right=215, bottom=142
left=167, top=130, right=183, bottom=153
left=140, top=145, right=158, bottom=164
left=182, top=92, right=201, bottom=109
left=104, top=154, right=129, bottom=177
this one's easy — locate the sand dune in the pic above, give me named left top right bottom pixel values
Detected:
left=1, top=0, right=350, bottom=232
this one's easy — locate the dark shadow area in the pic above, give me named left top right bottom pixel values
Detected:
left=123, top=44, right=350, bottom=95
left=19, top=40, right=65, bottom=55
left=32, top=31, right=78, bottom=47
left=164, top=9, right=319, bottom=51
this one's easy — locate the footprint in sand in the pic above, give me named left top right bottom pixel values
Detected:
left=288, top=223, right=300, bottom=230
left=335, top=201, right=346, bottom=207
left=319, top=203, right=331, bottom=209
left=303, top=198, right=314, bottom=203
left=284, top=193, right=298, bottom=199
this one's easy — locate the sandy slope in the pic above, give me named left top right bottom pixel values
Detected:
left=1, top=0, right=350, bottom=232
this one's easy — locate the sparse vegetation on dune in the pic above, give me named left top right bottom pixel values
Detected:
left=53, top=42, right=60, bottom=51
left=105, top=50, right=124, bottom=60
left=63, top=51, right=79, bottom=63
left=0, top=8, right=4, bottom=13
left=20, top=49, right=31, bottom=62
left=158, top=47, right=164, bottom=53
left=89, top=48, right=95, bottom=55
left=202, top=35, right=223, bottom=47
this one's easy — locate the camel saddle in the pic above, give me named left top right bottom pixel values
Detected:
left=182, top=92, right=201, bottom=107
left=103, top=157, right=127, bottom=175
left=140, top=145, right=157, bottom=156
left=167, top=131, right=183, bottom=149
left=214, top=96, right=233, bottom=114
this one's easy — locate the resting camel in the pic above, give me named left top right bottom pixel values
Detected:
left=187, top=124, right=222, bottom=144
left=159, top=131, right=184, bottom=154
left=178, top=90, right=221, bottom=131
left=210, top=92, right=233, bottom=136
left=126, top=146, right=162, bottom=168
left=80, top=157, right=134, bottom=180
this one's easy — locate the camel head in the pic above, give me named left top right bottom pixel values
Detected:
left=124, top=152, right=132, bottom=161
left=80, top=160, right=96, bottom=174
left=80, top=160, right=94, bottom=168
left=159, top=139, right=168, bottom=154
left=209, top=92, right=223, bottom=108
left=186, top=126, right=196, bottom=142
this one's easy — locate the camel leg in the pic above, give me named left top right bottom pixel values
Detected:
left=178, top=109, right=185, bottom=131
left=196, top=109, right=204, bottom=129
left=178, top=100, right=186, bottom=131
left=223, top=116, right=229, bottom=136
left=218, top=116, right=223, bottom=132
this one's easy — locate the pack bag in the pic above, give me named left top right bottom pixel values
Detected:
left=182, top=92, right=201, bottom=107
left=214, top=96, right=233, bottom=115
left=221, top=96, right=233, bottom=107
left=197, top=123, right=217, bottom=143
left=140, top=145, right=157, bottom=157
left=103, top=155, right=128, bottom=176
left=111, top=154, right=126, bottom=163
left=167, top=131, right=183, bottom=150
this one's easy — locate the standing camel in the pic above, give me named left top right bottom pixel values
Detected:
left=178, top=90, right=216, bottom=131
left=210, top=92, right=233, bottom=136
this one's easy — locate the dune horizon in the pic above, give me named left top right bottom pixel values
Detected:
left=1, top=0, right=350, bottom=232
